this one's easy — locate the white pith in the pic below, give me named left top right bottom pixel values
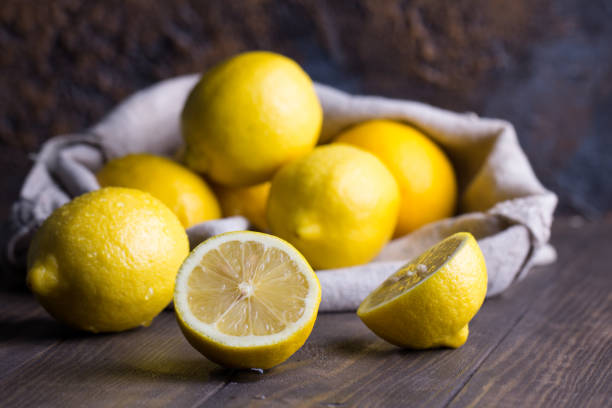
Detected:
left=175, top=231, right=320, bottom=347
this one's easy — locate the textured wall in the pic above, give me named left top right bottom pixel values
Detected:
left=1, top=0, right=611, bottom=220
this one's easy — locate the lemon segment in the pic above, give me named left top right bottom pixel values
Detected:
left=174, top=231, right=321, bottom=369
left=357, top=232, right=487, bottom=349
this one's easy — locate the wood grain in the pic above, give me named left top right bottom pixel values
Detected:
left=0, top=304, right=230, bottom=408
left=0, top=218, right=610, bottom=407
left=0, top=292, right=65, bottom=383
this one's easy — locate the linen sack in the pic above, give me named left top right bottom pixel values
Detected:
left=4, top=74, right=558, bottom=311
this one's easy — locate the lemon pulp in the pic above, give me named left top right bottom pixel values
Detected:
left=362, top=236, right=462, bottom=309
left=186, top=240, right=308, bottom=336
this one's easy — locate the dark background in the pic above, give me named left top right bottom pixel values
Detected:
left=2, top=0, right=611, bottom=222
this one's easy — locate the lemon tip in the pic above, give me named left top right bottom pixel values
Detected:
left=27, top=259, right=60, bottom=297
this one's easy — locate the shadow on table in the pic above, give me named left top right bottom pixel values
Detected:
left=324, top=335, right=452, bottom=363
left=105, top=358, right=287, bottom=384
left=109, top=357, right=226, bottom=383
left=327, top=337, right=401, bottom=358
left=0, top=317, right=97, bottom=343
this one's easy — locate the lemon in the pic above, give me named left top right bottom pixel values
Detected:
left=174, top=231, right=321, bottom=369
left=267, top=144, right=400, bottom=270
left=335, top=119, right=457, bottom=237
left=97, top=153, right=220, bottom=228
left=216, top=182, right=271, bottom=231
left=26, top=187, right=189, bottom=333
left=181, top=51, right=322, bottom=187
left=357, top=232, right=487, bottom=349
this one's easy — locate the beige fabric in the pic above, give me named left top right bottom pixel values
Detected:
left=5, top=74, right=557, bottom=311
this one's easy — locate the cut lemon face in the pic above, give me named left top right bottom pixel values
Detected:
left=174, top=231, right=321, bottom=369
left=357, top=232, right=487, bottom=349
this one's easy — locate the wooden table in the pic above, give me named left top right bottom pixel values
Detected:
left=1, top=218, right=610, bottom=407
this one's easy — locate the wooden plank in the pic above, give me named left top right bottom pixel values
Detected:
left=0, top=219, right=605, bottom=407
left=195, top=221, right=589, bottom=407
left=0, top=291, right=67, bottom=382
left=447, top=220, right=612, bottom=407
left=0, top=306, right=232, bottom=408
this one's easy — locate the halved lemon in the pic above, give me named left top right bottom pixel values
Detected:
left=174, top=231, right=321, bottom=369
left=357, top=232, right=487, bottom=349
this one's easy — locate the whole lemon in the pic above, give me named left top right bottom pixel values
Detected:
left=335, top=120, right=457, bottom=237
left=97, top=153, right=220, bottom=228
left=267, top=144, right=400, bottom=269
left=181, top=51, right=322, bottom=187
left=216, top=182, right=271, bottom=231
left=358, top=232, right=487, bottom=349
left=26, top=187, right=190, bottom=333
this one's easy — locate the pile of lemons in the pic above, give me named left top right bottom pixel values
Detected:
left=27, top=51, right=487, bottom=370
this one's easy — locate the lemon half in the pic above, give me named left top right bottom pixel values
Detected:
left=174, top=231, right=321, bottom=369
left=357, top=232, right=487, bottom=349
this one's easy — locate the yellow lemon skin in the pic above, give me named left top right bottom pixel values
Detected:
left=26, top=187, right=189, bottom=333
left=267, top=144, right=400, bottom=269
left=97, top=153, right=220, bottom=228
left=181, top=51, right=322, bottom=187
left=216, top=182, right=271, bottom=231
left=357, top=232, right=487, bottom=349
left=176, top=307, right=318, bottom=370
left=335, top=119, right=457, bottom=237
